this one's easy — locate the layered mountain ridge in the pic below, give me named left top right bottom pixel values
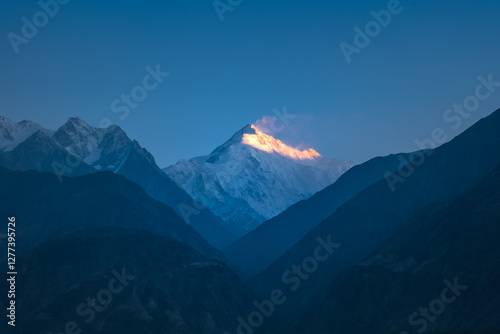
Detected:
left=0, top=116, right=239, bottom=249
left=248, top=108, right=500, bottom=325
left=0, top=107, right=499, bottom=333
left=0, top=167, right=282, bottom=334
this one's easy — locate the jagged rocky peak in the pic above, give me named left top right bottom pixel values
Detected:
left=54, top=117, right=101, bottom=141
left=52, top=117, right=133, bottom=167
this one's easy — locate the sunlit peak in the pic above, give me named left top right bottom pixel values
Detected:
left=242, top=125, right=321, bottom=160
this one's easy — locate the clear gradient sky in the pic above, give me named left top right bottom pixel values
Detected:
left=1, top=0, right=500, bottom=167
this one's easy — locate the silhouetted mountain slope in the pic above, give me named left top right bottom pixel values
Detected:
left=0, top=167, right=218, bottom=259
left=2, top=227, right=282, bottom=334
left=294, top=162, right=500, bottom=334
left=248, top=109, right=500, bottom=323
left=223, top=151, right=423, bottom=279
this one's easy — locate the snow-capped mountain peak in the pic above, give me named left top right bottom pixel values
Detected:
left=53, top=117, right=106, bottom=165
left=204, top=124, right=254, bottom=163
left=242, top=124, right=321, bottom=161
left=165, top=123, right=355, bottom=231
left=52, top=117, right=135, bottom=169
left=0, top=116, right=47, bottom=151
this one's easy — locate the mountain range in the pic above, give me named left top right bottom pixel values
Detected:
left=1, top=108, right=500, bottom=334
left=0, top=116, right=238, bottom=248
left=0, top=116, right=352, bottom=246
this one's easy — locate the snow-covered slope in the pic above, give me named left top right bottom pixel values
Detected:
left=164, top=124, right=354, bottom=231
left=0, top=116, right=49, bottom=151
left=52, top=117, right=132, bottom=171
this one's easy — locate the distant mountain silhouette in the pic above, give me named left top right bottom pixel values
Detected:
left=249, top=108, right=500, bottom=324
left=0, top=167, right=218, bottom=259
left=294, top=161, right=500, bottom=334
left=2, top=227, right=282, bottom=334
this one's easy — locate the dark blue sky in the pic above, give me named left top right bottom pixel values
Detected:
left=1, top=0, right=499, bottom=166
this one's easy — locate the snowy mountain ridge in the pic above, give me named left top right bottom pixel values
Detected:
left=164, top=124, right=354, bottom=231
left=0, top=116, right=132, bottom=171
left=52, top=117, right=134, bottom=171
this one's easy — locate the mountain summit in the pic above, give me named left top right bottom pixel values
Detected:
left=53, top=117, right=133, bottom=170
left=165, top=123, right=354, bottom=231
left=205, top=124, right=321, bottom=163
left=242, top=124, right=320, bottom=160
